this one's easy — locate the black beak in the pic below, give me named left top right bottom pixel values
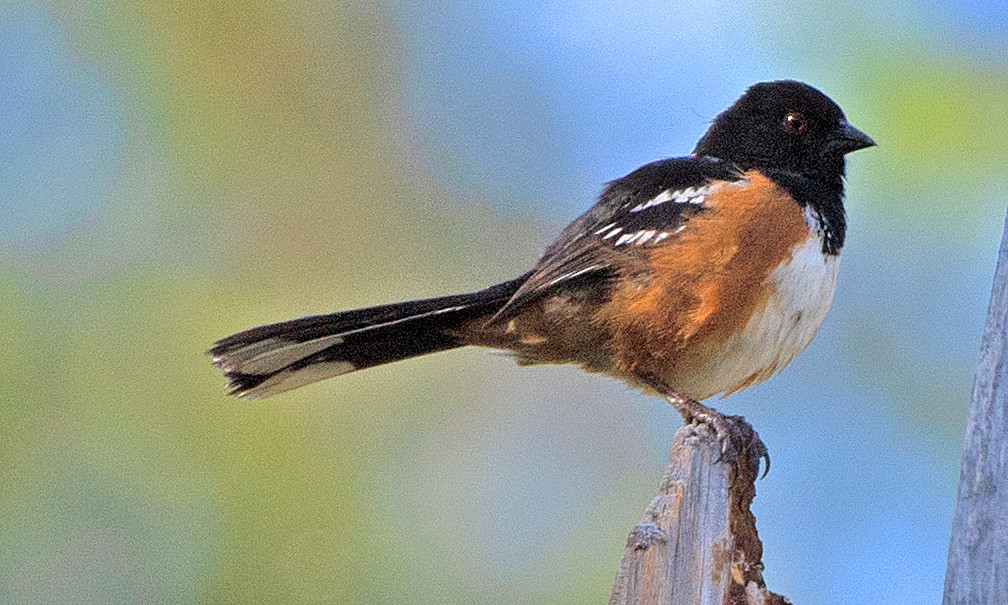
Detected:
left=827, top=121, right=876, bottom=155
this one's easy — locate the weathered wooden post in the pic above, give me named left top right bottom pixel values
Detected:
left=609, top=422, right=789, bottom=605
left=943, top=211, right=1008, bottom=604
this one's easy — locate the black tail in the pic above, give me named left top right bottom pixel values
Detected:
left=208, top=275, right=528, bottom=399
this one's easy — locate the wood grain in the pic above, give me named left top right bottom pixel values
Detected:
left=943, top=210, right=1008, bottom=605
left=609, top=422, right=788, bottom=605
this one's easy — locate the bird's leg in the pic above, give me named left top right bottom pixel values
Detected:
left=666, top=392, right=770, bottom=478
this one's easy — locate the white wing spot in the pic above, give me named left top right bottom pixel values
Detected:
left=610, top=226, right=689, bottom=247
left=615, top=232, right=637, bottom=246
left=602, top=227, right=622, bottom=239
left=673, top=187, right=695, bottom=204
left=614, top=229, right=669, bottom=246
left=595, top=222, right=617, bottom=235
left=631, top=189, right=675, bottom=212
left=632, top=184, right=712, bottom=213
left=635, top=230, right=657, bottom=244
left=548, top=265, right=601, bottom=286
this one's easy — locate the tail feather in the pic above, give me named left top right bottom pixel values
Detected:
left=209, top=275, right=528, bottom=399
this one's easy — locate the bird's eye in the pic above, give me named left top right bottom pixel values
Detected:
left=782, top=111, right=807, bottom=134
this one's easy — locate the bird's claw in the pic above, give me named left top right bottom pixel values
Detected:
left=708, top=412, right=770, bottom=479
left=668, top=393, right=771, bottom=479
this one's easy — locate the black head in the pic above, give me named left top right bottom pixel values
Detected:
left=693, top=80, right=874, bottom=189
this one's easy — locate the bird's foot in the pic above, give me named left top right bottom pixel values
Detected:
left=667, top=393, right=770, bottom=478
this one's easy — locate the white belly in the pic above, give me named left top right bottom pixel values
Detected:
left=686, top=233, right=840, bottom=399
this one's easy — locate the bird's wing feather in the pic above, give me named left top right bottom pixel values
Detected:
left=494, top=156, right=742, bottom=318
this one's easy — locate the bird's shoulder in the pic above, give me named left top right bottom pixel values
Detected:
left=495, top=156, right=746, bottom=319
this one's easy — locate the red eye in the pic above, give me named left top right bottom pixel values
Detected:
left=783, top=111, right=807, bottom=134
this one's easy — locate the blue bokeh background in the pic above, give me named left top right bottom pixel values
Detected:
left=3, top=1, right=1006, bottom=603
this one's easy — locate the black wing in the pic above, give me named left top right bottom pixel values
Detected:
left=494, top=156, right=741, bottom=319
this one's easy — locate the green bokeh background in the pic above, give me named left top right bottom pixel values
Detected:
left=3, top=1, right=1007, bottom=603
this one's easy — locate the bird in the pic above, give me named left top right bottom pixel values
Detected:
left=209, top=80, right=874, bottom=464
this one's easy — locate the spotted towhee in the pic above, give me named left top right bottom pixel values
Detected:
left=210, top=80, right=874, bottom=459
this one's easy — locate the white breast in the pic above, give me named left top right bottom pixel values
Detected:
left=686, top=230, right=840, bottom=399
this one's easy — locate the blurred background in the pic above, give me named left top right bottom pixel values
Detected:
left=2, top=0, right=1007, bottom=603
